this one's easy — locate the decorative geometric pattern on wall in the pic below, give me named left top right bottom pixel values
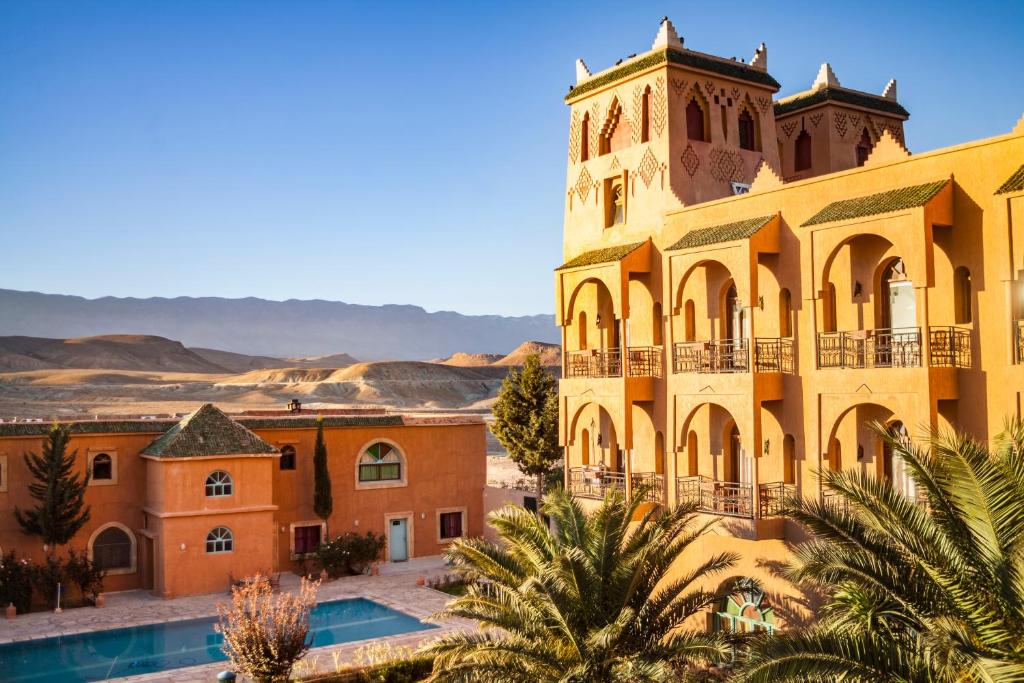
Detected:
left=781, top=121, right=798, bottom=138
left=834, top=112, right=848, bottom=138
left=849, top=114, right=861, bottom=129
left=610, top=156, right=621, bottom=170
left=589, top=101, right=603, bottom=158
left=652, top=77, right=667, bottom=137
left=730, top=88, right=741, bottom=102
left=756, top=96, right=771, bottom=113
left=709, top=147, right=744, bottom=182
left=810, top=113, right=824, bottom=128
left=670, top=77, right=688, bottom=96
left=631, top=85, right=644, bottom=145
left=681, top=144, right=700, bottom=177
left=704, top=80, right=715, bottom=96
left=575, top=166, right=594, bottom=202
left=568, top=110, right=581, bottom=163
left=636, top=147, right=663, bottom=188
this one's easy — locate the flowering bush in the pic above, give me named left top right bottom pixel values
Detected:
left=315, top=532, right=386, bottom=578
left=217, top=573, right=318, bottom=683
left=0, top=551, right=33, bottom=613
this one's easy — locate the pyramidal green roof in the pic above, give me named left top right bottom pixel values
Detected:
left=801, top=180, right=948, bottom=227
left=556, top=242, right=644, bottom=271
left=667, top=215, right=775, bottom=250
left=142, top=403, right=278, bottom=458
left=996, top=164, right=1024, bottom=194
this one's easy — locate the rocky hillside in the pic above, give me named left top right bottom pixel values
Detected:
left=0, top=335, right=228, bottom=373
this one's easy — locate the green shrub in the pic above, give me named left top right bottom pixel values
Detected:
left=0, top=551, right=33, bottom=614
left=315, top=532, right=386, bottom=578
left=65, top=549, right=105, bottom=602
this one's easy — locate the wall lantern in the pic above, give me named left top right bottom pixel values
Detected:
left=854, top=281, right=863, bottom=297
left=287, top=398, right=302, bottom=413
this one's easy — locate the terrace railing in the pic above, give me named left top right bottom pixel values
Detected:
left=758, top=482, right=797, bottom=517
left=673, top=339, right=749, bottom=374
left=816, top=327, right=922, bottom=369
left=631, top=472, right=666, bottom=504
left=754, top=337, right=795, bottom=373
left=626, top=346, right=663, bottom=378
left=568, top=467, right=626, bottom=499
left=928, top=326, right=971, bottom=368
left=566, top=348, right=622, bottom=379
left=676, top=475, right=754, bottom=518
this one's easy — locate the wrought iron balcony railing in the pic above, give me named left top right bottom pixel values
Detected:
left=676, top=475, right=754, bottom=518
left=626, top=346, right=663, bottom=378
left=566, top=348, right=622, bottom=378
left=568, top=467, right=626, bottom=499
left=928, top=326, right=971, bottom=368
left=754, top=337, right=795, bottom=373
left=758, top=482, right=797, bottom=517
left=631, top=472, right=666, bottom=504
left=816, top=327, right=922, bottom=369
left=672, top=339, right=749, bottom=374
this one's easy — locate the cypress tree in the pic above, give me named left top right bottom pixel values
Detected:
left=313, top=417, right=333, bottom=538
left=491, top=354, right=561, bottom=506
left=15, top=423, right=91, bottom=548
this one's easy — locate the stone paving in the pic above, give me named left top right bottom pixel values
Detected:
left=0, top=556, right=476, bottom=682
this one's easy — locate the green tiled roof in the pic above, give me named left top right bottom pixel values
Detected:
left=566, top=49, right=779, bottom=101
left=774, top=87, right=909, bottom=118
left=556, top=242, right=644, bottom=271
left=996, top=164, right=1024, bottom=194
left=801, top=180, right=948, bottom=227
left=667, top=215, right=775, bottom=250
left=142, top=403, right=278, bottom=458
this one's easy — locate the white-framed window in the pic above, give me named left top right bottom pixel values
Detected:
left=87, top=449, right=118, bottom=486
left=437, top=507, right=466, bottom=542
left=205, top=470, right=233, bottom=497
left=206, top=526, right=233, bottom=553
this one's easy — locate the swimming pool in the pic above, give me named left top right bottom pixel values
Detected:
left=0, top=597, right=437, bottom=682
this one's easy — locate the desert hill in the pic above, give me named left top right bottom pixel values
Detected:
left=192, top=348, right=360, bottom=372
left=432, top=352, right=505, bottom=366
left=495, top=341, right=562, bottom=366
left=0, top=335, right=228, bottom=373
left=0, top=288, right=557, bottom=360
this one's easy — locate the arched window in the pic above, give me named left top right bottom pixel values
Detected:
left=684, top=299, right=696, bottom=342
left=856, top=128, right=873, bottom=166
left=358, top=442, right=402, bottom=482
left=686, top=98, right=706, bottom=142
left=91, top=525, right=133, bottom=571
left=823, top=283, right=838, bottom=332
left=954, top=266, right=972, bottom=324
left=577, top=311, right=588, bottom=350
left=206, top=527, right=233, bottom=554
left=92, top=453, right=113, bottom=481
left=580, top=113, right=590, bottom=163
left=794, top=130, right=812, bottom=171
left=686, top=430, right=698, bottom=476
left=655, top=431, right=665, bottom=475
left=205, top=470, right=233, bottom=497
left=581, top=428, right=590, bottom=466
left=279, top=445, right=296, bottom=471
left=608, top=179, right=625, bottom=226
left=779, top=288, right=793, bottom=337
left=652, top=302, right=663, bottom=346
left=713, top=578, right=776, bottom=633
left=640, top=87, right=651, bottom=143
left=738, top=109, right=757, bottom=151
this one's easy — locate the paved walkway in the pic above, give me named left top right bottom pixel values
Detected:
left=0, top=556, right=476, bottom=682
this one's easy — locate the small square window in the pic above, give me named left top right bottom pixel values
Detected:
left=280, top=445, right=296, bottom=471
left=439, top=511, right=464, bottom=540
left=293, top=524, right=322, bottom=556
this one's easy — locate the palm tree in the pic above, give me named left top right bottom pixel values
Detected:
left=734, top=420, right=1024, bottom=683
left=425, top=487, right=738, bottom=682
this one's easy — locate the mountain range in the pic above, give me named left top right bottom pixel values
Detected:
left=0, top=289, right=557, bottom=360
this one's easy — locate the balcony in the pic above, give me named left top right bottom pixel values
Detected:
left=753, top=337, right=795, bottom=373
left=822, top=487, right=926, bottom=511
left=672, top=339, right=748, bottom=374
left=625, top=346, right=663, bottom=378
left=676, top=476, right=754, bottom=518
left=816, top=327, right=922, bottom=369
left=1016, top=321, right=1024, bottom=364
left=566, top=348, right=622, bottom=378
left=568, top=467, right=626, bottom=499
left=631, top=472, right=666, bottom=505
left=758, top=481, right=796, bottom=517
left=928, top=326, right=971, bottom=368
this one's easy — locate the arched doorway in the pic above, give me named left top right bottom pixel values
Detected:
left=880, top=258, right=915, bottom=330
left=881, top=420, right=916, bottom=499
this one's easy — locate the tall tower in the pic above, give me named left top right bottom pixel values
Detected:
left=562, top=18, right=781, bottom=261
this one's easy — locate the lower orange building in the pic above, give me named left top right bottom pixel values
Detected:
left=0, top=403, right=486, bottom=597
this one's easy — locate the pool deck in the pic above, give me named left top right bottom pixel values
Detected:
left=0, top=556, right=477, bottom=682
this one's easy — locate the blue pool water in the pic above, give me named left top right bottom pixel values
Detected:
left=0, top=597, right=436, bottom=682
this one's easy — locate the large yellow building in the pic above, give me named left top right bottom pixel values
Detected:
left=556, top=18, right=1024, bottom=627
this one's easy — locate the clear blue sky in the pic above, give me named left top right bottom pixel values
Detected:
left=2, top=1, right=1021, bottom=316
